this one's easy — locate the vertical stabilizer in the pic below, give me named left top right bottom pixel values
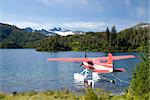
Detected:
left=105, top=53, right=113, bottom=72
left=107, top=53, right=113, bottom=65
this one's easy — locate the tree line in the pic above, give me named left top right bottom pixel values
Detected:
left=0, top=23, right=149, bottom=52
left=36, top=26, right=149, bottom=52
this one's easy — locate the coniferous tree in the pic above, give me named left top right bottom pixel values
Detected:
left=106, top=27, right=110, bottom=45
left=128, top=46, right=150, bottom=99
left=111, top=25, right=116, bottom=40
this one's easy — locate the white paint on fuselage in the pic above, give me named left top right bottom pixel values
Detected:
left=83, top=62, right=90, bottom=66
left=93, top=65, right=113, bottom=72
left=83, top=62, right=113, bottom=72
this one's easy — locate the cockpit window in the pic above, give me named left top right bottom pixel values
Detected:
left=100, top=60, right=107, bottom=63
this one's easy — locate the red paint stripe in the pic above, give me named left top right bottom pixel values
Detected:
left=93, top=69, right=110, bottom=73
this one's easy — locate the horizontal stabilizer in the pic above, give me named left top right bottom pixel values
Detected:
left=113, top=68, right=125, bottom=72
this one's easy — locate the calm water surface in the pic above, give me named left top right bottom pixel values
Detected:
left=0, top=49, right=142, bottom=93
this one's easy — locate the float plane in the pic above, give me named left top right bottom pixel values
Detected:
left=47, top=53, right=135, bottom=87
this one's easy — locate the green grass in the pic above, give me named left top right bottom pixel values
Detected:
left=0, top=88, right=110, bottom=100
left=0, top=88, right=149, bottom=100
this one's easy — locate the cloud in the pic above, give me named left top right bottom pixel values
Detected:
left=63, top=21, right=107, bottom=30
left=3, top=21, right=53, bottom=30
left=136, top=7, right=145, bottom=17
left=37, top=0, right=89, bottom=8
left=3, top=21, right=107, bottom=31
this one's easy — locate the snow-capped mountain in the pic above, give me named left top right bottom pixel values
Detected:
left=49, top=27, right=84, bottom=36
left=23, top=27, right=84, bottom=36
left=22, top=27, right=33, bottom=33
left=22, top=27, right=56, bottom=36
left=34, top=29, right=56, bottom=36
left=133, top=23, right=150, bottom=29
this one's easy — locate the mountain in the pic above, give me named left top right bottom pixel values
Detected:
left=49, top=27, right=84, bottom=36
left=116, top=22, right=149, bottom=51
left=134, top=23, right=150, bottom=28
left=22, top=27, right=33, bottom=32
left=34, top=29, right=56, bottom=36
left=118, top=22, right=150, bottom=34
left=22, top=27, right=84, bottom=36
left=22, top=27, right=56, bottom=36
left=132, top=23, right=150, bottom=29
left=0, top=23, right=45, bottom=48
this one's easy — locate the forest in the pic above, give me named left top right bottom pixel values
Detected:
left=36, top=25, right=149, bottom=52
left=0, top=23, right=149, bottom=52
left=0, top=23, right=45, bottom=48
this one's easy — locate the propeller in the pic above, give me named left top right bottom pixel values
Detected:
left=85, top=53, right=87, bottom=58
left=80, top=53, right=87, bottom=66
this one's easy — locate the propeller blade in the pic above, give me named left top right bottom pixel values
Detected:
left=85, top=53, right=87, bottom=58
left=80, top=62, right=83, bottom=66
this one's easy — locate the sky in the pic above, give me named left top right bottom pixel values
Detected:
left=0, top=0, right=149, bottom=31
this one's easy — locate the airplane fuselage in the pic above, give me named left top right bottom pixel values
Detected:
left=83, top=62, right=113, bottom=73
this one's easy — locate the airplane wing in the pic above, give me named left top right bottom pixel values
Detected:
left=47, top=57, right=109, bottom=62
left=96, top=55, right=135, bottom=61
left=47, top=55, right=135, bottom=62
left=47, top=58, right=92, bottom=62
left=112, top=55, right=135, bottom=60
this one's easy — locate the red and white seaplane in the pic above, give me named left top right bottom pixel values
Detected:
left=47, top=53, right=135, bottom=87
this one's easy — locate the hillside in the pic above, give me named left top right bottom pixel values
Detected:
left=116, top=23, right=149, bottom=51
left=0, top=22, right=149, bottom=51
left=0, top=23, right=45, bottom=48
left=36, top=23, right=149, bottom=52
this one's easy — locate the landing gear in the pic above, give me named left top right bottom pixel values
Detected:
left=109, top=79, right=115, bottom=83
left=74, top=68, right=99, bottom=87
left=74, top=68, right=90, bottom=81
left=74, top=68, right=116, bottom=88
left=84, top=80, right=95, bottom=87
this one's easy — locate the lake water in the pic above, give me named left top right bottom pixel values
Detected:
left=0, top=49, right=142, bottom=93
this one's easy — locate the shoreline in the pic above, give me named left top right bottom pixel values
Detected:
left=0, top=48, right=144, bottom=52
left=0, top=87, right=125, bottom=96
left=0, top=88, right=126, bottom=99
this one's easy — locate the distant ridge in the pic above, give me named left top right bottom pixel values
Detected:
left=118, top=22, right=150, bottom=32
left=0, top=23, right=45, bottom=48
left=133, top=23, right=150, bottom=28
left=22, top=27, right=84, bottom=36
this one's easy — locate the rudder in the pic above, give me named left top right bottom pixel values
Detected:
left=107, top=53, right=113, bottom=64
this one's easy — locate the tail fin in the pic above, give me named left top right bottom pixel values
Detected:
left=107, top=53, right=113, bottom=64
left=107, top=53, right=126, bottom=73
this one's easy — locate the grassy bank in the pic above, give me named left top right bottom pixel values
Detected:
left=0, top=88, right=128, bottom=100
left=3, top=88, right=148, bottom=100
left=0, top=87, right=149, bottom=100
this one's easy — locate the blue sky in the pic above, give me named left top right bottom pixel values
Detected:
left=0, top=0, right=149, bottom=31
